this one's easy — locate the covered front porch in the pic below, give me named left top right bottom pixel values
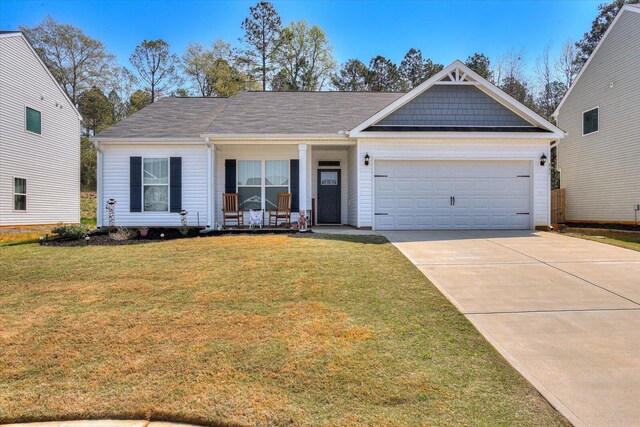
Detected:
left=207, top=142, right=356, bottom=229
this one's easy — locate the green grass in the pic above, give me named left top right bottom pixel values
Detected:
left=81, top=192, right=97, bottom=226
left=0, top=234, right=567, bottom=426
left=568, top=229, right=640, bottom=252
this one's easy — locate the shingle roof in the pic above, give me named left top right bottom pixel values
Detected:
left=205, top=91, right=405, bottom=134
left=97, top=91, right=405, bottom=139
left=97, top=97, right=229, bottom=139
left=0, top=30, right=22, bottom=35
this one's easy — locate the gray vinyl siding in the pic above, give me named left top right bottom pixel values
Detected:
left=0, top=35, right=80, bottom=225
left=378, top=85, right=533, bottom=127
left=556, top=10, right=640, bottom=223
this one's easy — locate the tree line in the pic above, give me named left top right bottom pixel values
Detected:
left=18, top=0, right=637, bottom=190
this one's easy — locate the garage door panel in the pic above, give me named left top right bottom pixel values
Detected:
left=374, top=160, right=532, bottom=230
left=396, top=198, right=414, bottom=209
left=416, top=180, right=434, bottom=191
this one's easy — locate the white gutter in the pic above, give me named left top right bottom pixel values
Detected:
left=201, top=133, right=351, bottom=141
left=90, top=137, right=206, bottom=144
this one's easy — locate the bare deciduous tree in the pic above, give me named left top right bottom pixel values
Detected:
left=20, top=15, right=115, bottom=103
left=130, top=39, right=182, bottom=102
left=555, top=39, right=580, bottom=89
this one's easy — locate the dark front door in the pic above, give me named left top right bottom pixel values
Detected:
left=317, top=169, right=341, bottom=223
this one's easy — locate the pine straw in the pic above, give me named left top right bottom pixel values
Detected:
left=0, top=234, right=568, bottom=426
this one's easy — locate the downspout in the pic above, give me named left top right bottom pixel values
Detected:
left=93, top=139, right=103, bottom=228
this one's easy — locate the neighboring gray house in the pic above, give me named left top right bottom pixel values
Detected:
left=553, top=4, right=640, bottom=225
left=0, top=31, right=81, bottom=226
left=94, top=61, right=563, bottom=231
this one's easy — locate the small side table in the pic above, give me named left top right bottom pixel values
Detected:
left=248, top=209, right=263, bottom=229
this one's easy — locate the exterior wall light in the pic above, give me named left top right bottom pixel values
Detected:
left=540, top=154, right=547, bottom=166
left=364, top=153, right=370, bottom=166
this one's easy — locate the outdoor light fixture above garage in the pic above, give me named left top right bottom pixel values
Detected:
left=540, top=154, right=547, bottom=166
left=364, top=153, right=370, bottom=166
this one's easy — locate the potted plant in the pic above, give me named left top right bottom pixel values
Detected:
left=139, top=227, right=149, bottom=237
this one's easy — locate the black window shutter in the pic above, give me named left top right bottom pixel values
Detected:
left=290, top=159, right=299, bottom=211
left=225, top=159, right=236, bottom=194
left=130, top=157, right=142, bottom=212
left=170, top=157, right=182, bottom=213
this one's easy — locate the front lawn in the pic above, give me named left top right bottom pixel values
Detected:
left=0, top=234, right=567, bottom=426
left=567, top=229, right=640, bottom=252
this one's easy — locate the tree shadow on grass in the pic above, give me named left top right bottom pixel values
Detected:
left=290, top=233, right=388, bottom=245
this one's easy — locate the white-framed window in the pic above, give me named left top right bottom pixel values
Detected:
left=238, top=160, right=262, bottom=210
left=237, top=160, right=289, bottom=210
left=25, top=107, right=41, bottom=135
left=265, top=160, right=289, bottom=210
left=582, top=107, right=599, bottom=136
left=14, top=177, right=27, bottom=211
left=143, top=158, right=169, bottom=212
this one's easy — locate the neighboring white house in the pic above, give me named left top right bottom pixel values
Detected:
left=553, top=4, right=640, bottom=225
left=0, top=31, right=81, bottom=226
left=93, top=61, right=563, bottom=231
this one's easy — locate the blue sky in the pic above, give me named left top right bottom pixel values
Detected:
left=0, top=0, right=600, bottom=76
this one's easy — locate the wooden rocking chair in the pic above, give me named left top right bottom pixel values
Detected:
left=268, top=192, right=291, bottom=227
left=222, top=193, right=244, bottom=228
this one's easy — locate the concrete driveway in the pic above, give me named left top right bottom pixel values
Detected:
left=380, top=230, right=640, bottom=427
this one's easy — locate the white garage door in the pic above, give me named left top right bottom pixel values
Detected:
left=374, top=160, right=532, bottom=230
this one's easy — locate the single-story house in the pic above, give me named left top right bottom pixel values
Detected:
left=553, top=4, right=640, bottom=225
left=0, top=31, right=81, bottom=226
left=93, top=61, right=564, bottom=231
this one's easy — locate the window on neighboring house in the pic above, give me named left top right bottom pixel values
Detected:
left=583, top=107, right=599, bottom=135
left=14, top=178, right=27, bottom=211
left=237, top=160, right=290, bottom=210
left=143, top=158, right=169, bottom=211
left=26, top=107, right=41, bottom=134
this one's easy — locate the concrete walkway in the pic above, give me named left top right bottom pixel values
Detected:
left=380, top=230, right=640, bottom=427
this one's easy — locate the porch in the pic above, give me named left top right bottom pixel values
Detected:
left=210, top=143, right=356, bottom=228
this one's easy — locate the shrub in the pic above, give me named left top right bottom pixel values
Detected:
left=52, top=224, right=90, bottom=240
left=109, top=226, right=135, bottom=241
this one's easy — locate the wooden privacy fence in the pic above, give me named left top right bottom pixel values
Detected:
left=551, top=188, right=566, bottom=225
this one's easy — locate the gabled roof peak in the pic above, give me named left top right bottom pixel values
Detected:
left=349, top=61, right=565, bottom=138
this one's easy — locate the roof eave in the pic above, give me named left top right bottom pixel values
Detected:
left=91, top=136, right=206, bottom=144
left=351, top=131, right=562, bottom=140
left=201, top=133, right=351, bottom=141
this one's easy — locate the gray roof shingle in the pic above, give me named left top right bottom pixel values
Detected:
left=205, top=91, right=405, bottom=134
left=97, top=97, right=229, bottom=139
left=96, top=91, right=404, bottom=139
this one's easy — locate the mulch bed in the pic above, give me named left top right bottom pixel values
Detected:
left=42, top=228, right=203, bottom=247
left=564, top=222, right=640, bottom=232
left=42, top=227, right=306, bottom=246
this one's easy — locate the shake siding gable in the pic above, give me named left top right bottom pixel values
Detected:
left=378, top=85, right=533, bottom=127
left=0, top=34, right=80, bottom=226
left=557, top=9, right=640, bottom=222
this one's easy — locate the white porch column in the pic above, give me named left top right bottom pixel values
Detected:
left=298, top=144, right=307, bottom=211
left=206, top=140, right=214, bottom=227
